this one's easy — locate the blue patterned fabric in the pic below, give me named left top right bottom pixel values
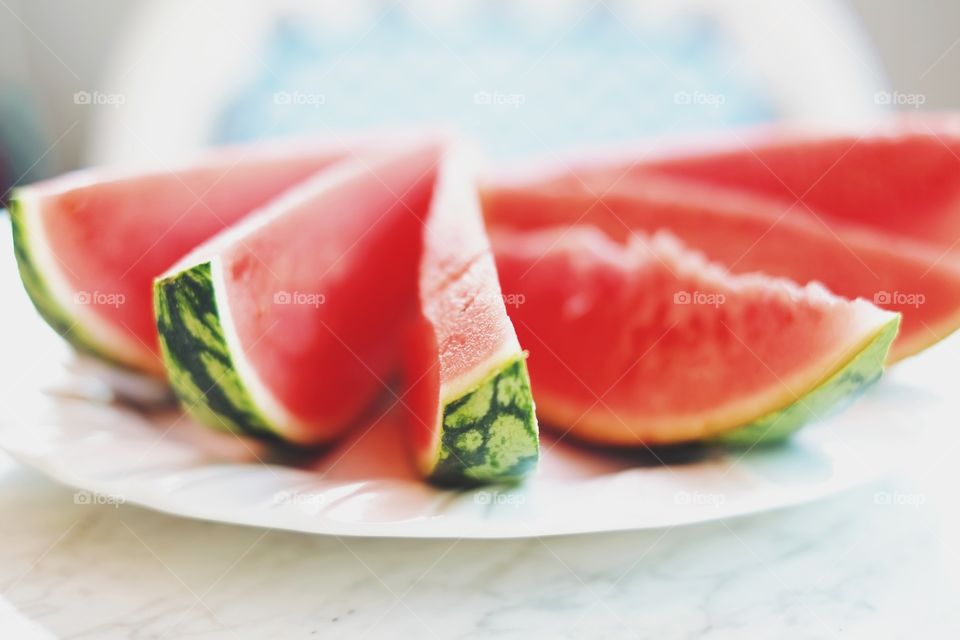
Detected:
left=214, top=4, right=776, bottom=157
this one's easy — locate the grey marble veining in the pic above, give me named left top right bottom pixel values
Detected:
left=2, top=449, right=959, bottom=639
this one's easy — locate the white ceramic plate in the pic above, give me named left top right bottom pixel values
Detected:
left=0, top=224, right=950, bottom=538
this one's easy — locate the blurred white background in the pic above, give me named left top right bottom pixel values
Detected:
left=2, top=0, right=959, bottom=173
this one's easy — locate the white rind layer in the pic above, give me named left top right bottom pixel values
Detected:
left=208, top=257, right=317, bottom=442
left=15, top=187, right=162, bottom=374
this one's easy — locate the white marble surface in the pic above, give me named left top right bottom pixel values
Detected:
left=3, top=444, right=960, bottom=639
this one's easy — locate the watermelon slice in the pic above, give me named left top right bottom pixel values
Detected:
left=155, top=141, right=538, bottom=484
left=404, top=147, right=538, bottom=485
left=482, top=179, right=960, bottom=362
left=492, top=226, right=899, bottom=446
left=154, top=144, right=435, bottom=444
left=616, top=115, right=960, bottom=250
left=9, top=137, right=372, bottom=375
left=502, top=115, right=960, bottom=251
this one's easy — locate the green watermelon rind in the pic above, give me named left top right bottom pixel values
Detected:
left=427, top=357, right=540, bottom=486
left=710, top=314, right=900, bottom=445
left=7, top=197, right=136, bottom=371
left=154, top=260, right=283, bottom=441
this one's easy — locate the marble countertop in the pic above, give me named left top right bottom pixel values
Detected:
left=3, top=446, right=960, bottom=640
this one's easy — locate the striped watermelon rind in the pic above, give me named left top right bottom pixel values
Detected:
left=156, top=257, right=541, bottom=475
left=8, top=195, right=153, bottom=372
left=154, top=259, right=303, bottom=442
left=711, top=314, right=900, bottom=445
left=427, top=356, right=539, bottom=486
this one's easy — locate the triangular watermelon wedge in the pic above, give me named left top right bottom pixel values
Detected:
left=9, top=136, right=382, bottom=375
left=155, top=141, right=538, bottom=483
left=404, top=146, right=538, bottom=485
left=492, top=225, right=899, bottom=446
left=155, top=143, right=436, bottom=444
left=482, top=178, right=960, bottom=362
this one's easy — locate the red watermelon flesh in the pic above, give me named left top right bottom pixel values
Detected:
left=156, top=141, right=538, bottom=481
left=482, top=177, right=960, bottom=362
left=403, top=146, right=538, bottom=483
left=517, top=115, right=960, bottom=251
left=12, top=137, right=375, bottom=374
left=167, top=142, right=439, bottom=437
left=492, top=225, right=898, bottom=445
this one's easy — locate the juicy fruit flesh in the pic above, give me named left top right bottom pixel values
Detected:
left=22, top=142, right=355, bottom=368
left=405, top=281, right=537, bottom=479
left=157, top=145, right=440, bottom=441
left=154, top=140, right=539, bottom=480
left=413, top=148, right=523, bottom=389
left=516, top=116, right=960, bottom=252
left=219, top=152, right=436, bottom=426
left=16, top=122, right=930, bottom=478
left=492, top=226, right=897, bottom=445
left=404, top=146, right=538, bottom=483
left=635, top=123, right=960, bottom=247
left=482, top=179, right=960, bottom=362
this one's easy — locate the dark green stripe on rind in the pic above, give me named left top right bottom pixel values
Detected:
left=7, top=198, right=130, bottom=369
left=154, top=261, right=280, bottom=440
left=710, top=315, right=900, bottom=446
left=429, top=357, right=539, bottom=486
